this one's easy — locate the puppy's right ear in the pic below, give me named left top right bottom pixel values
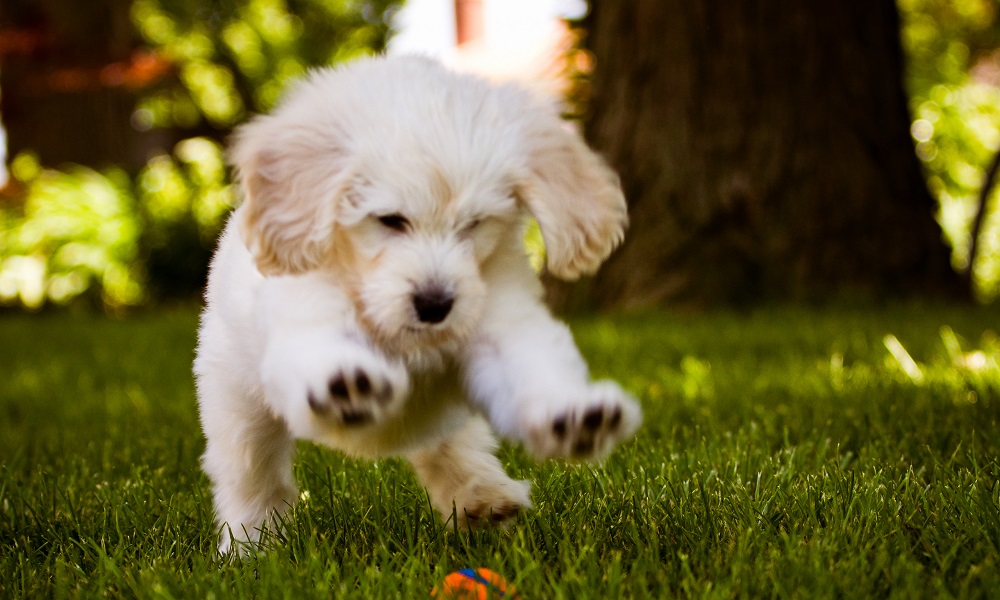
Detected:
left=516, top=118, right=628, bottom=281
left=230, top=115, right=354, bottom=275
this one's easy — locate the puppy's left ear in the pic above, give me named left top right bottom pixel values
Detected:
left=230, top=114, right=354, bottom=275
left=517, top=119, right=628, bottom=281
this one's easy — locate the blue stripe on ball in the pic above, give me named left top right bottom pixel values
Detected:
left=457, top=569, right=506, bottom=597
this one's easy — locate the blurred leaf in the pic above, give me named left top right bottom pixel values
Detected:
left=900, top=0, right=1000, bottom=301
left=131, top=0, right=399, bottom=124
left=0, top=164, right=145, bottom=309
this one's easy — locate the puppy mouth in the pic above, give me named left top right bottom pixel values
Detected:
left=402, top=324, right=439, bottom=333
left=385, top=320, right=467, bottom=356
left=402, top=319, right=457, bottom=335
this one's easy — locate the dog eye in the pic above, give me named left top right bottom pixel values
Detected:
left=463, top=218, right=482, bottom=232
left=377, top=213, right=410, bottom=232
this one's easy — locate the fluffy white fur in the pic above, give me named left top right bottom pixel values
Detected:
left=194, top=55, right=642, bottom=555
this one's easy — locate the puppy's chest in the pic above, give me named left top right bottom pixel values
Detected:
left=406, top=361, right=465, bottom=406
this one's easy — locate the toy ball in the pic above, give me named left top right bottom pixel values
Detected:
left=431, top=568, right=518, bottom=599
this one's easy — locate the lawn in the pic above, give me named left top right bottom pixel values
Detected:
left=1, top=304, right=998, bottom=598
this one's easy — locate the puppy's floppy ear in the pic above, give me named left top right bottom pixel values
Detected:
left=517, top=119, right=628, bottom=281
left=230, top=115, right=354, bottom=275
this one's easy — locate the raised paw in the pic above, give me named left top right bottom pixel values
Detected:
left=524, top=380, right=642, bottom=461
left=307, top=366, right=398, bottom=426
left=261, top=336, right=410, bottom=438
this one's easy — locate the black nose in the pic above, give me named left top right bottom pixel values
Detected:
left=412, top=288, right=454, bottom=324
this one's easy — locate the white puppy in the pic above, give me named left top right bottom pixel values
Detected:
left=194, top=55, right=642, bottom=554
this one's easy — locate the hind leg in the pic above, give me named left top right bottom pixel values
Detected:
left=197, top=366, right=298, bottom=556
left=407, top=415, right=531, bottom=530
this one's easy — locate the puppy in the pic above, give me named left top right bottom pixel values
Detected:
left=194, top=55, right=642, bottom=555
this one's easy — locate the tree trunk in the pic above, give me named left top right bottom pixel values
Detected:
left=964, top=146, right=1000, bottom=294
left=575, top=0, right=964, bottom=308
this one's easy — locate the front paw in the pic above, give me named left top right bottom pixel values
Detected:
left=262, top=339, right=409, bottom=433
left=523, top=381, right=642, bottom=461
left=306, top=364, right=402, bottom=426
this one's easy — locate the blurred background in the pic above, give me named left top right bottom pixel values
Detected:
left=0, top=0, right=997, bottom=312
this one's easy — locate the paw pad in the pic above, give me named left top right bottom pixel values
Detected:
left=554, top=403, right=629, bottom=458
left=463, top=502, right=523, bottom=527
left=526, top=382, right=642, bottom=461
left=307, top=367, right=395, bottom=426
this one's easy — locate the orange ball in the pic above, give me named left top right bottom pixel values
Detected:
left=431, top=568, right=519, bottom=599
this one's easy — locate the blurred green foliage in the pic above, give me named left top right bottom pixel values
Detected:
left=899, top=0, right=1000, bottom=301
left=0, top=139, right=232, bottom=309
left=0, top=0, right=400, bottom=311
left=0, top=155, right=144, bottom=309
left=132, top=0, right=399, bottom=128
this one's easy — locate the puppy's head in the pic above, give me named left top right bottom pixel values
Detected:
left=231, top=56, right=627, bottom=352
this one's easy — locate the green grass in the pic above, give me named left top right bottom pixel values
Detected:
left=1, top=305, right=999, bottom=598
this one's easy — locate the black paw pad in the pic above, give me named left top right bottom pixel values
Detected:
left=341, top=408, right=372, bottom=425
left=582, top=408, right=604, bottom=430
left=328, top=373, right=349, bottom=398
left=354, top=369, right=371, bottom=395
left=573, top=439, right=595, bottom=456
left=466, top=504, right=520, bottom=526
left=490, top=504, right=521, bottom=522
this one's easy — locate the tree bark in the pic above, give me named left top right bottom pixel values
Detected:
left=575, top=0, right=964, bottom=308
left=964, top=146, right=1000, bottom=294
